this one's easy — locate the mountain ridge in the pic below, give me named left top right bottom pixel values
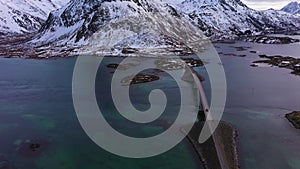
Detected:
left=281, top=1, right=300, bottom=15
left=32, top=0, right=300, bottom=46
left=175, top=0, right=299, bottom=38
left=0, top=0, right=69, bottom=34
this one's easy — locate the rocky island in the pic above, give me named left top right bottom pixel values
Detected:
left=121, top=74, right=160, bottom=86
left=252, top=54, right=300, bottom=75
left=244, top=35, right=300, bottom=44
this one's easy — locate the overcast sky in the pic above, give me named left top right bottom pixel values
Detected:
left=241, top=0, right=300, bottom=10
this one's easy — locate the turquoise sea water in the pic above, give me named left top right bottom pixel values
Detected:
left=1, top=38, right=300, bottom=168
left=0, top=57, right=203, bottom=169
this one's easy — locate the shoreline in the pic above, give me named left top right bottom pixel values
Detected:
left=1, top=30, right=300, bottom=59
left=183, top=121, right=240, bottom=169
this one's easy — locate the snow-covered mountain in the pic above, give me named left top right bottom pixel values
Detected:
left=29, top=0, right=213, bottom=58
left=0, top=0, right=69, bottom=34
left=174, top=0, right=299, bottom=38
left=33, top=0, right=300, bottom=46
left=33, top=0, right=195, bottom=44
left=281, top=1, right=300, bottom=15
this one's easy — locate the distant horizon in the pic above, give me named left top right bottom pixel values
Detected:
left=241, top=0, right=300, bottom=10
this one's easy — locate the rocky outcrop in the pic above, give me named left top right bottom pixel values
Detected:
left=286, top=111, right=300, bottom=129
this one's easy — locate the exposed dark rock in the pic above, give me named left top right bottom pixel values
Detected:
left=250, top=64, right=258, bottom=67
left=18, top=139, right=49, bottom=157
left=253, top=54, right=300, bottom=75
left=121, top=74, right=159, bottom=85
left=249, top=51, right=257, bottom=53
left=223, top=53, right=246, bottom=57
left=286, top=111, right=300, bottom=129
left=107, top=63, right=120, bottom=69
left=245, top=36, right=300, bottom=44
left=121, top=48, right=137, bottom=54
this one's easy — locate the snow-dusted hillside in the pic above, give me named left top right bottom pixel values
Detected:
left=175, top=0, right=300, bottom=38
left=29, top=0, right=213, bottom=58
left=33, top=0, right=195, bottom=44
left=32, top=0, right=300, bottom=46
left=281, top=1, right=300, bottom=15
left=0, top=0, right=69, bottom=34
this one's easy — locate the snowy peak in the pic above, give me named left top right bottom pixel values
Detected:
left=33, top=0, right=186, bottom=45
left=177, top=0, right=299, bottom=38
left=33, top=0, right=300, bottom=46
left=0, top=0, right=68, bottom=34
left=281, top=1, right=300, bottom=15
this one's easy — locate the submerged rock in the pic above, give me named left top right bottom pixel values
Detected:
left=18, top=139, right=49, bottom=157
left=0, top=161, right=9, bottom=169
left=230, top=46, right=251, bottom=51
left=0, top=154, right=16, bottom=169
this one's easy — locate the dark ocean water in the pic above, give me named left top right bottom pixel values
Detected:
left=215, top=40, right=300, bottom=169
left=0, top=39, right=300, bottom=169
left=0, top=57, right=203, bottom=169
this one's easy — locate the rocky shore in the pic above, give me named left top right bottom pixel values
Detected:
left=214, top=34, right=300, bottom=45
left=252, top=54, right=300, bottom=75
left=286, top=111, right=300, bottom=129
left=243, top=35, right=300, bottom=44
left=106, top=57, right=205, bottom=86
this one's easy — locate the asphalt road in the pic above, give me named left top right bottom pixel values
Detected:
left=189, top=67, right=229, bottom=169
